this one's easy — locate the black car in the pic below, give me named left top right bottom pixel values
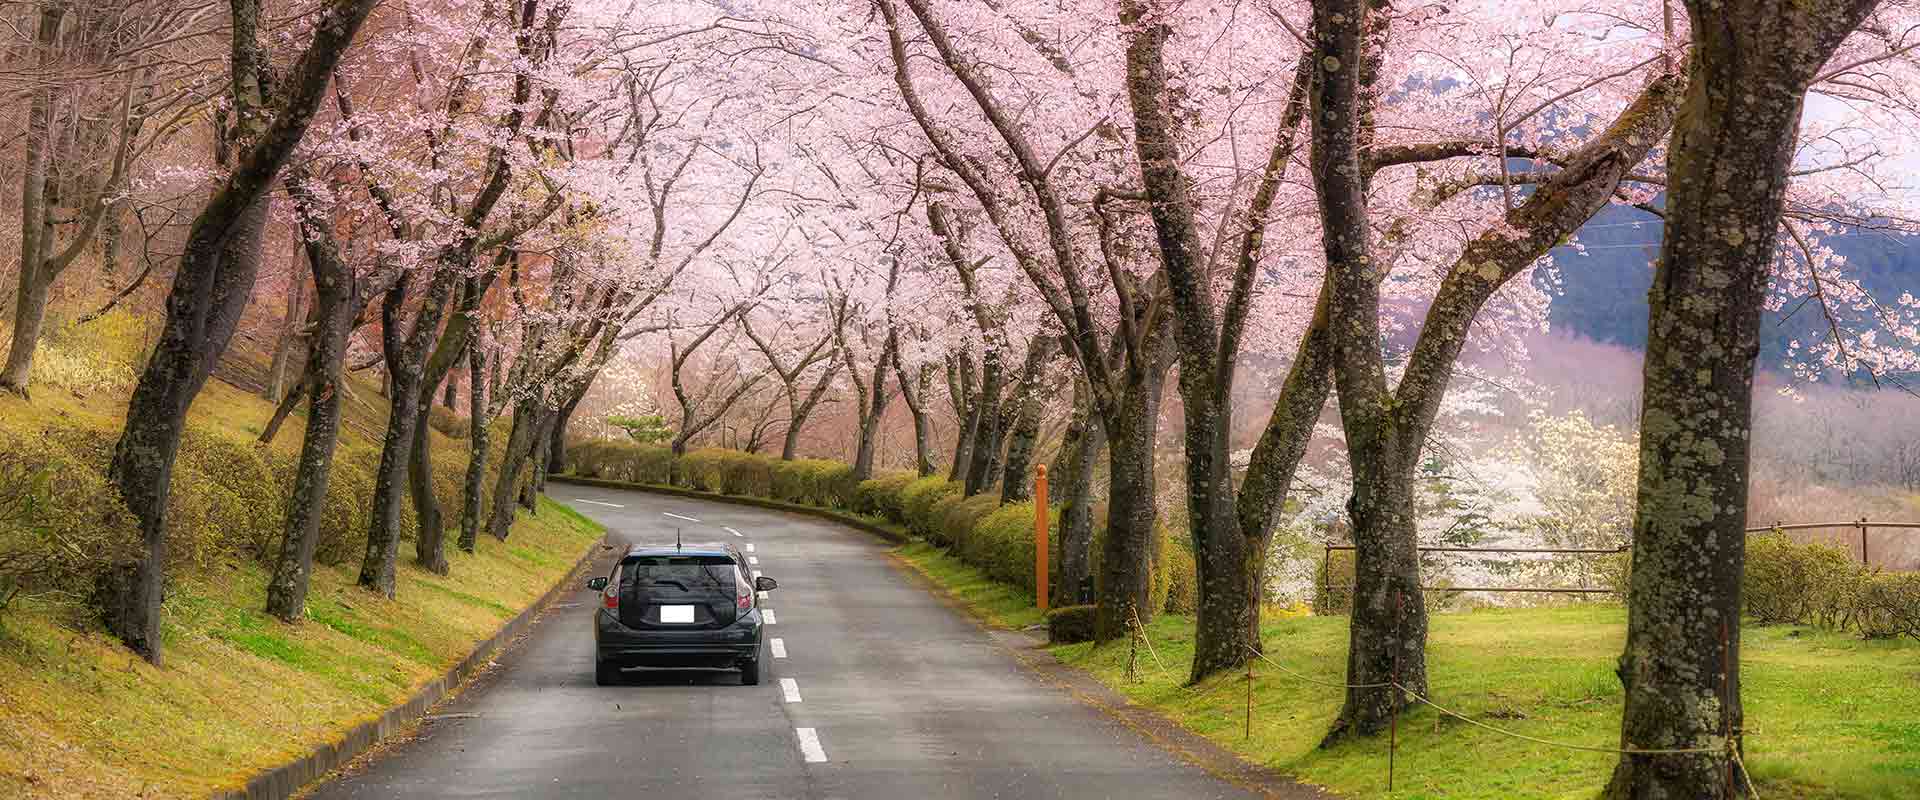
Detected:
left=586, top=543, right=777, bottom=686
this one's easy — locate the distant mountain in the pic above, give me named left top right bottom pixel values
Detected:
left=1542, top=205, right=1919, bottom=366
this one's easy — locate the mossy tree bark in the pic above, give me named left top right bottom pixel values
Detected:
left=893, top=350, right=937, bottom=477
left=1605, top=3, right=1875, bottom=796
left=99, top=0, right=382, bottom=662
left=1118, top=0, right=1330, bottom=682
left=1048, top=374, right=1105, bottom=605
left=945, top=353, right=977, bottom=483
left=998, top=337, right=1056, bottom=504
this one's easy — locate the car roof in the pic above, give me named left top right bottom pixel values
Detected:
left=621, top=543, right=739, bottom=559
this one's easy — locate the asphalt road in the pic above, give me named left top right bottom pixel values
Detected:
left=308, top=484, right=1257, bottom=800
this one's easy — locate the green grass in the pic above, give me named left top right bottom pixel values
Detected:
left=896, top=541, right=1046, bottom=630
left=901, top=542, right=1920, bottom=799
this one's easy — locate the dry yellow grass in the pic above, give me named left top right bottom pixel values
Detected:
left=0, top=321, right=601, bottom=799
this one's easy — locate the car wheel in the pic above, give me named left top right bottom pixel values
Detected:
left=739, top=658, right=761, bottom=686
left=594, top=658, right=620, bottom=686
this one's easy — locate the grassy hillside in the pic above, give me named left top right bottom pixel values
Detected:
left=898, top=545, right=1920, bottom=799
left=0, top=310, right=602, bottom=799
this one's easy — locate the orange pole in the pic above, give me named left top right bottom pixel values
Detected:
left=1035, top=464, right=1049, bottom=612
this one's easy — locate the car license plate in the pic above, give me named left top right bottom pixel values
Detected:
left=659, top=605, right=695, bottom=623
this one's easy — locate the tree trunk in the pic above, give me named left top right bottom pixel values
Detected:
left=963, top=350, right=1005, bottom=496
left=408, top=404, right=447, bottom=574
left=486, top=399, right=538, bottom=540
left=1050, top=377, right=1104, bottom=605
left=1093, top=361, right=1166, bottom=642
left=1605, top=4, right=1873, bottom=795
left=529, top=408, right=556, bottom=498
left=266, top=250, right=308, bottom=402
left=265, top=258, right=351, bottom=622
left=258, top=367, right=308, bottom=444
left=894, top=354, right=935, bottom=477
left=0, top=4, right=62, bottom=397
left=361, top=270, right=459, bottom=596
left=458, top=328, right=488, bottom=554
left=998, top=338, right=1054, bottom=503
left=549, top=388, right=583, bottom=477
left=947, top=353, right=976, bottom=483
left=851, top=335, right=896, bottom=480
left=102, top=190, right=269, bottom=662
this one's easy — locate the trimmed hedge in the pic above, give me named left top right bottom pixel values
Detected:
left=557, top=442, right=1204, bottom=619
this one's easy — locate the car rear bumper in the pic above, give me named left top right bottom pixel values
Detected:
left=595, top=609, right=762, bottom=668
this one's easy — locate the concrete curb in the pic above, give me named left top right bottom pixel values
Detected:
left=210, top=531, right=605, bottom=800
left=549, top=474, right=911, bottom=544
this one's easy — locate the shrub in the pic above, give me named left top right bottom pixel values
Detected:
left=901, top=477, right=963, bottom=539
left=965, top=501, right=1049, bottom=591
left=924, top=490, right=971, bottom=545
left=1856, top=573, right=1920, bottom=640
left=679, top=448, right=731, bottom=492
left=565, top=440, right=672, bottom=484
left=815, top=462, right=861, bottom=509
left=718, top=451, right=775, bottom=497
left=1313, top=549, right=1355, bottom=615
left=1046, top=605, right=1097, bottom=644
left=1745, top=533, right=1862, bottom=627
left=853, top=472, right=916, bottom=520
left=0, top=431, right=138, bottom=611
left=427, top=405, right=467, bottom=439
left=173, top=425, right=283, bottom=566
left=1162, top=538, right=1198, bottom=615
left=941, top=493, right=1001, bottom=554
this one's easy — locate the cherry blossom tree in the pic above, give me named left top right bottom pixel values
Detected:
left=97, top=0, right=382, bottom=664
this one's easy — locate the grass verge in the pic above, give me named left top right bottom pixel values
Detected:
left=895, top=541, right=1920, bottom=799
left=0, top=496, right=600, bottom=800
left=0, top=331, right=605, bottom=799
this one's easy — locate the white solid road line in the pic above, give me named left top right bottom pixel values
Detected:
left=724, top=526, right=744, bottom=537
left=663, top=512, right=701, bottom=523
left=763, top=609, right=777, bottom=625
left=770, top=638, right=787, bottom=658
left=780, top=677, right=802, bottom=703
left=748, top=556, right=759, bottom=565
left=795, top=727, right=827, bottom=763
left=745, top=543, right=755, bottom=552
left=574, top=499, right=625, bottom=508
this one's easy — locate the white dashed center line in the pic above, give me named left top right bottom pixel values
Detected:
left=663, top=512, right=701, bottom=523
left=779, top=678, right=802, bottom=703
left=752, top=570, right=763, bottom=580
left=724, top=527, right=744, bottom=537
left=748, top=556, right=759, bottom=565
left=757, top=591, right=769, bottom=601
left=770, top=638, right=787, bottom=659
left=763, top=609, right=777, bottom=625
left=795, top=727, right=827, bottom=763
left=574, top=499, right=625, bottom=508
left=744, top=543, right=755, bottom=552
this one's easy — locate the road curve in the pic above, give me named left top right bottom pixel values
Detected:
left=308, top=484, right=1256, bottom=800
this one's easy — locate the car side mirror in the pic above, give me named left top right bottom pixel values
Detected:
left=754, top=576, right=778, bottom=592
left=586, top=576, right=608, bottom=591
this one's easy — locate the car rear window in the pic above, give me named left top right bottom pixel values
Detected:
left=620, top=555, right=736, bottom=594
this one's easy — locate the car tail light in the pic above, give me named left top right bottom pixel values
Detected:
left=736, top=569, right=752, bottom=610
left=603, top=588, right=618, bottom=610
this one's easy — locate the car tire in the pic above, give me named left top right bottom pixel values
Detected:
left=594, top=658, right=620, bottom=686
left=739, top=658, right=761, bottom=686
